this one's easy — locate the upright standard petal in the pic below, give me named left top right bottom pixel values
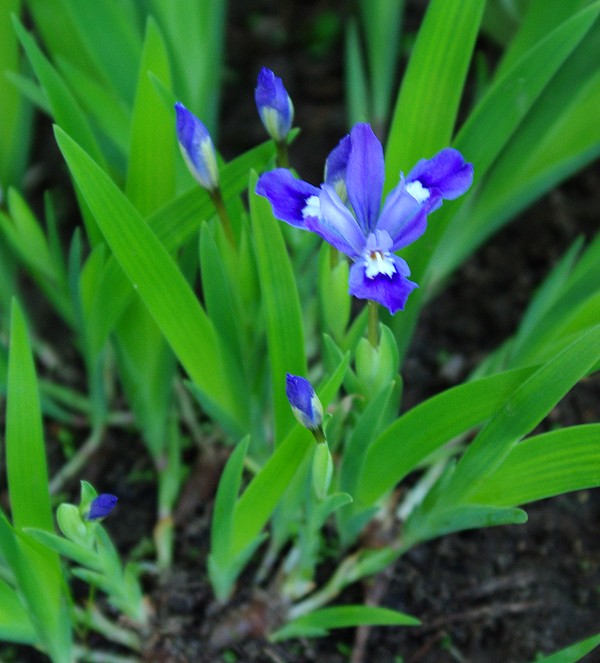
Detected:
left=255, top=67, right=294, bottom=142
left=345, top=123, right=385, bottom=233
left=349, top=254, right=417, bottom=315
left=407, top=148, right=474, bottom=200
left=324, top=134, right=351, bottom=203
left=256, top=169, right=320, bottom=228
left=175, top=102, right=219, bottom=191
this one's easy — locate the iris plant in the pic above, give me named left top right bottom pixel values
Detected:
left=257, top=123, right=473, bottom=315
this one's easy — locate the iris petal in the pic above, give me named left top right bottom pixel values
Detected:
left=349, top=255, right=417, bottom=315
left=324, top=134, right=351, bottom=202
left=407, top=148, right=474, bottom=200
left=305, top=184, right=366, bottom=257
left=256, top=169, right=320, bottom=228
left=345, top=123, right=385, bottom=233
left=377, top=178, right=433, bottom=251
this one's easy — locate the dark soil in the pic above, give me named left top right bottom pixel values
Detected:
left=3, top=1, right=600, bottom=662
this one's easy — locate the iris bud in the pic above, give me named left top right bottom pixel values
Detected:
left=355, top=324, right=399, bottom=396
left=175, top=101, right=219, bottom=191
left=86, top=494, right=118, bottom=521
left=255, top=67, right=294, bottom=143
left=285, top=373, right=323, bottom=432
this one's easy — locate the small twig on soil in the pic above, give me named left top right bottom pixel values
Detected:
left=49, top=426, right=105, bottom=494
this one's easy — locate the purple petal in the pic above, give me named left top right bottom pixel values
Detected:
left=407, top=148, right=474, bottom=200
left=377, top=177, right=437, bottom=251
left=346, top=123, right=384, bottom=233
left=175, top=102, right=219, bottom=191
left=349, top=256, right=418, bottom=315
left=324, top=134, right=351, bottom=201
left=255, top=67, right=294, bottom=141
left=285, top=373, right=323, bottom=430
left=305, top=184, right=366, bottom=257
left=86, top=494, right=118, bottom=521
left=256, top=169, right=320, bottom=228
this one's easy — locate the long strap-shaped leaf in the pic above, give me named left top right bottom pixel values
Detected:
left=356, top=366, right=536, bottom=506
left=54, top=126, right=246, bottom=433
left=384, top=0, right=484, bottom=190
left=467, top=424, right=600, bottom=507
left=444, top=324, right=600, bottom=505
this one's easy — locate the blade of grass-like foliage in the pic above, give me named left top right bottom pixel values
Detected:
left=0, top=0, right=32, bottom=190
left=13, top=15, right=105, bottom=245
left=150, top=0, right=225, bottom=134
left=467, top=425, right=600, bottom=507
left=358, top=0, right=404, bottom=130
left=345, top=19, right=369, bottom=126
left=231, top=355, right=350, bottom=558
left=529, top=631, right=600, bottom=663
left=126, top=17, right=174, bottom=214
left=4, top=301, right=72, bottom=661
left=409, top=2, right=600, bottom=283
left=271, top=605, right=420, bottom=641
left=25, top=0, right=98, bottom=80
left=250, top=172, right=307, bottom=442
left=116, top=17, right=177, bottom=457
left=496, top=0, right=592, bottom=77
left=57, top=57, right=130, bottom=157
left=0, top=577, right=37, bottom=644
left=58, top=0, right=142, bottom=105
left=444, top=325, right=600, bottom=505
left=356, top=366, right=535, bottom=506
left=84, top=140, right=275, bottom=359
left=384, top=0, right=484, bottom=189
left=428, top=18, right=600, bottom=286
left=6, top=299, right=53, bottom=532
left=55, top=126, right=247, bottom=434
left=13, top=16, right=105, bottom=169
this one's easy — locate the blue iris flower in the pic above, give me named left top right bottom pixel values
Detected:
left=256, top=123, right=474, bottom=314
left=255, top=67, right=294, bottom=143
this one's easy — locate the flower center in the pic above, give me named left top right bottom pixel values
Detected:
left=302, top=195, right=321, bottom=219
left=365, top=248, right=396, bottom=279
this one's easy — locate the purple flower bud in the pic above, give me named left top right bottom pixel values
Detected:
left=86, top=494, right=118, bottom=521
left=285, top=373, right=323, bottom=431
left=255, top=67, right=294, bottom=142
left=175, top=101, right=219, bottom=191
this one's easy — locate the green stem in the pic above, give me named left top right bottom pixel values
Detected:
left=367, top=300, right=379, bottom=347
left=210, top=188, right=236, bottom=248
left=276, top=140, right=289, bottom=168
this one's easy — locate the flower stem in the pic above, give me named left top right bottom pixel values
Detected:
left=210, top=187, right=236, bottom=248
left=367, top=300, right=379, bottom=347
left=276, top=140, right=289, bottom=168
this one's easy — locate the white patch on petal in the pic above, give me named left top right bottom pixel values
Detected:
left=364, top=248, right=397, bottom=279
left=302, top=195, right=321, bottom=219
left=406, top=180, right=430, bottom=203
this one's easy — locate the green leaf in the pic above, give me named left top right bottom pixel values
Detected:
left=384, top=0, right=484, bottom=188
left=0, top=577, right=37, bottom=644
left=126, top=17, right=175, bottom=215
left=84, top=140, right=275, bottom=358
left=54, top=126, right=246, bottom=433
left=356, top=367, right=536, bottom=506
left=250, top=172, right=307, bottom=441
left=530, top=631, right=600, bottom=663
left=271, top=605, right=420, bottom=641
left=6, top=299, right=53, bottom=532
left=468, top=424, right=600, bottom=507
left=445, top=325, right=600, bottom=504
